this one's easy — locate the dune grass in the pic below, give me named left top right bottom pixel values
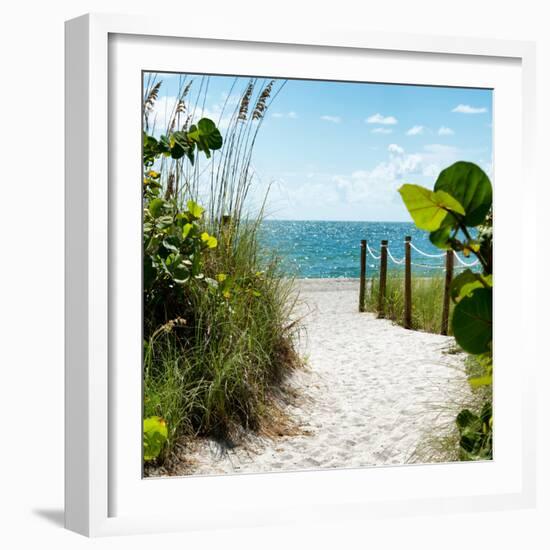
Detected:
left=408, top=354, right=493, bottom=464
left=142, top=76, right=301, bottom=470
left=143, top=226, right=300, bottom=445
left=363, top=271, right=453, bottom=334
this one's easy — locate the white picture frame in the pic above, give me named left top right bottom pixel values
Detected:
left=65, top=13, right=537, bottom=537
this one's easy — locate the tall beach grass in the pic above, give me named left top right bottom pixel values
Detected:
left=363, top=271, right=454, bottom=334
left=142, top=75, right=301, bottom=470
left=409, top=354, right=493, bottom=464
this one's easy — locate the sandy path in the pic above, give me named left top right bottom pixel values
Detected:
left=175, top=278, right=468, bottom=475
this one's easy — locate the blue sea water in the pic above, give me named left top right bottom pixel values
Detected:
left=259, top=220, right=472, bottom=278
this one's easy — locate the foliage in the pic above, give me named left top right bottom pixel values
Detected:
left=364, top=274, right=450, bottom=334
left=399, top=161, right=493, bottom=460
left=398, top=184, right=465, bottom=231
left=451, top=287, right=492, bottom=355
left=143, top=191, right=219, bottom=332
left=141, top=77, right=299, bottom=470
left=456, top=402, right=493, bottom=460
left=143, top=117, right=223, bottom=167
left=143, top=416, right=168, bottom=461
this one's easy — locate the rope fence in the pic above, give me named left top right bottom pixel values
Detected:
left=358, top=236, right=482, bottom=335
left=364, top=240, right=479, bottom=270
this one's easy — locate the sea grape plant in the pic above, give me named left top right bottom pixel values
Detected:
left=143, top=416, right=168, bottom=462
left=142, top=117, right=223, bottom=460
left=398, top=161, right=493, bottom=460
left=143, top=117, right=223, bottom=167
left=142, top=118, right=223, bottom=331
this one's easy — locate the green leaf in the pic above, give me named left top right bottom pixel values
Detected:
left=201, top=231, right=218, bottom=249
left=451, top=270, right=492, bottom=304
left=469, top=375, right=493, bottom=389
left=452, top=288, right=492, bottom=354
left=143, top=416, right=168, bottom=461
left=162, top=239, right=180, bottom=254
left=480, top=402, right=492, bottom=425
left=398, top=184, right=465, bottom=231
left=158, top=135, right=171, bottom=155
left=186, top=200, right=204, bottom=220
left=182, top=223, right=193, bottom=239
left=456, top=409, right=477, bottom=429
left=148, top=198, right=165, bottom=218
left=429, top=223, right=453, bottom=249
left=170, top=130, right=191, bottom=160
left=187, top=118, right=223, bottom=158
left=157, top=215, right=174, bottom=229
left=434, top=161, right=492, bottom=227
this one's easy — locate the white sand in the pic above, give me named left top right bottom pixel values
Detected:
left=174, top=278, right=468, bottom=475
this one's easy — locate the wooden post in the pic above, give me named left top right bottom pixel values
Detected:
left=359, top=239, right=367, bottom=312
left=377, top=240, right=388, bottom=318
left=404, top=236, right=412, bottom=329
left=441, top=249, right=454, bottom=335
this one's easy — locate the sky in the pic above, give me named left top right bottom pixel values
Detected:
left=144, top=72, right=493, bottom=222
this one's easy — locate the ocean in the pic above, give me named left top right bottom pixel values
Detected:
left=259, top=220, right=476, bottom=279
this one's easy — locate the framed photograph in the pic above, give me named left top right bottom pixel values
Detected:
left=65, top=13, right=537, bottom=536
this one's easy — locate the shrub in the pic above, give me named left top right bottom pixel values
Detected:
left=399, top=161, right=493, bottom=460
left=141, top=76, right=299, bottom=467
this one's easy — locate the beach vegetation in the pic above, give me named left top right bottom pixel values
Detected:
left=364, top=275, right=451, bottom=334
left=399, top=161, right=493, bottom=461
left=141, top=76, right=300, bottom=470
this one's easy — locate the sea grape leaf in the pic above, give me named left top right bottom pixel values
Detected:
left=398, top=184, right=465, bottom=231
left=171, top=131, right=192, bottom=160
left=186, top=200, right=204, bottom=220
left=182, top=223, right=193, bottom=239
left=148, top=198, right=165, bottom=218
left=143, top=416, right=168, bottom=461
left=187, top=118, right=223, bottom=158
left=469, top=375, right=493, bottom=389
left=480, top=402, right=492, bottom=425
left=429, top=224, right=453, bottom=249
left=158, top=135, right=171, bottom=155
left=452, top=288, right=492, bottom=354
left=451, top=270, right=493, bottom=304
left=456, top=409, right=478, bottom=429
left=434, top=161, right=492, bottom=227
left=201, top=232, right=218, bottom=249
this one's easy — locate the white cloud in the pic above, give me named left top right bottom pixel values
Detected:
left=146, top=95, right=237, bottom=133
left=422, top=164, right=440, bottom=178
left=320, top=115, right=342, bottom=123
left=366, top=113, right=398, bottom=125
left=263, top=140, right=468, bottom=221
left=438, top=126, right=455, bottom=136
left=406, top=125, right=424, bottom=136
left=423, top=144, right=459, bottom=155
left=388, top=144, right=404, bottom=155
left=272, top=111, right=298, bottom=119
left=145, top=95, right=177, bottom=134
left=452, top=104, right=487, bottom=114
left=371, top=127, right=393, bottom=134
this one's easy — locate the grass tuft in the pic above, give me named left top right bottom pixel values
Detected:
left=142, top=76, right=300, bottom=472
left=363, top=271, right=453, bottom=334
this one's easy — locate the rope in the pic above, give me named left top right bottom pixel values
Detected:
left=366, top=243, right=380, bottom=260
left=408, top=242, right=447, bottom=258
left=452, top=251, right=480, bottom=267
left=364, top=240, right=480, bottom=270
left=386, top=248, right=405, bottom=265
